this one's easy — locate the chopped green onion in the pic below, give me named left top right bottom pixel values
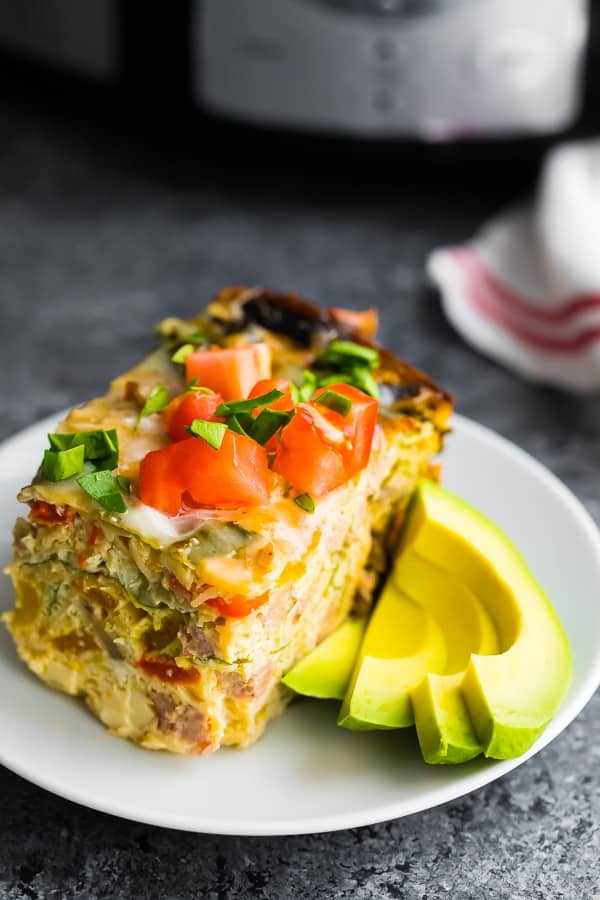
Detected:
left=136, top=384, right=169, bottom=427
left=318, top=340, right=380, bottom=370
left=294, top=493, right=315, bottom=514
left=171, top=343, right=195, bottom=364
left=297, top=370, right=316, bottom=402
left=186, top=379, right=214, bottom=394
left=251, top=408, right=294, bottom=445
left=226, top=413, right=255, bottom=437
left=225, top=407, right=292, bottom=445
left=77, top=470, right=128, bottom=514
left=315, top=390, right=352, bottom=417
left=350, top=367, right=380, bottom=400
left=116, top=474, right=131, bottom=494
left=185, top=419, right=227, bottom=450
left=47, top=428, right=119, bottom=470
left=215, top=389, right=284, bottom=417
left=314, top=373, right=353, bottom=389
left=187, top=329, right=208, bottom=346
left=315, top=368, right=380, bottom=399
left=42, top=445, right=86, bottom=482
left=312, top=339, right=381, bottom=399
left=47, top=433, right=73, bottom=451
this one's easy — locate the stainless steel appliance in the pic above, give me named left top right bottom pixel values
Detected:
left=196, top=0, right=590, bottom=138
left=0, top=0, right=592, bottom=140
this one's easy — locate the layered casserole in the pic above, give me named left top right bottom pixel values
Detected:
left=5, top=287, right=452, bottom=754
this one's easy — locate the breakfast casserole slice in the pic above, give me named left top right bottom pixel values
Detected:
left=4, top=287, right=452, bottom=754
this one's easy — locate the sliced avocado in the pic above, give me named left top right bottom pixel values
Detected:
left=392, top=551, right=500, bottom=671
left=339, top=480, right=571, bottom=763
left=392, top=551, right=499, bottom=763
left=337, top=581, right=447, bottom=730
left=412, top=672, right=482, bottom=765
left=404, top=481, right=572, bottom=759
left=282, top=617, right=368, bottom=700
left=338, top=550, right=495, bottom=737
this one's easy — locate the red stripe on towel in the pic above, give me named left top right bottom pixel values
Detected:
left=454, top=246, right=600, bottom=324
left=453, top=248, right=600, bottom=353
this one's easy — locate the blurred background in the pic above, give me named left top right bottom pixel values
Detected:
left=2, top=1, right=599, bottom=437
left=1, top=1, right=599, bottom=421
left=0, top=0, right=596, bottom=139
left=2, top=4, right=600, bottom=896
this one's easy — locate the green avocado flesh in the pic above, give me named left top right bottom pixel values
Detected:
left=282, top=617, right=368, bottom=700
left=290, top=480, right=572, bottom=765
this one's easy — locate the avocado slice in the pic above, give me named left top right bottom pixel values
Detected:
left=392, top=552, right=499, bottom=763
left=337, top=576, right=447, bottom=730
left=406, top=480, right=572, bottom=759
left=282, top=616, right=368, bottom=700
left=338, top=550, right=497, bottom=737
left=412, top=672, right=482, bottom=764
left=339, top=480, right=572, bottom=762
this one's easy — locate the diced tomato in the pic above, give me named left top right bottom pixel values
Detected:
left=206, top=592, right=269, bottom=618
left=248, top=378, right=295, bottom=412
left=139, top=431, right=271, bottom=515
left=162, top=391, right=224, bottom=442
left=28, top=500, right=77, bottom=526
left=272, top=384, right=378, bottom=495
left=185, top=343, right=271, bottom=401
left=272, top=403, right=348, bottom=495
left=136, top=657, right=199, bottom=685
left=314, top=382, right=378, bottom=475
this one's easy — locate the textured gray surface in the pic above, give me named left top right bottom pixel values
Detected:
left=1, top=89, right=600, bottom=900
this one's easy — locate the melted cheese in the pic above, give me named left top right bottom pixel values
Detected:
left=121, top=503, right=213, bottom=545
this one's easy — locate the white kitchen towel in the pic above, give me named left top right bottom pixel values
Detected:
left=427, top=140, right=600, bottom=392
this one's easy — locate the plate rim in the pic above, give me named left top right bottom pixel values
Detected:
left=1, top=410, right=600, bottom=836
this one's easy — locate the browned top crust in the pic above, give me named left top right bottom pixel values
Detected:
left=206, top=286, right=453, bottom=430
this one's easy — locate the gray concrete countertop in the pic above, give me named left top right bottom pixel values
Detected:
left=1, top=83, right=599, bottom=900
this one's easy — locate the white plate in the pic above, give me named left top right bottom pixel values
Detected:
left=1, top=412, right=599, bottom=836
